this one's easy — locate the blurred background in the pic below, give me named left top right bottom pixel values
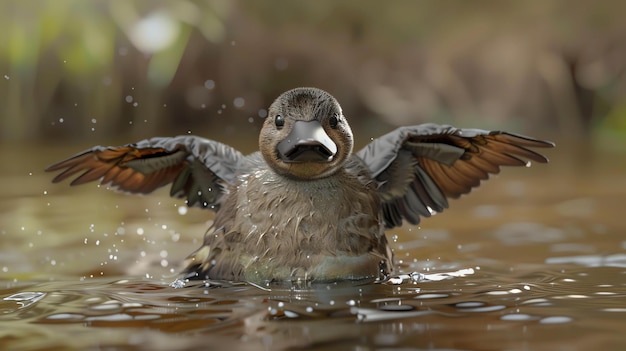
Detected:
left=1, top=2, right=626, bottom=332
left=2, top=0, right=626, bottom=146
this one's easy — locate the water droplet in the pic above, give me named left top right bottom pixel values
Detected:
left=233, top=97, right=245, bottom=108
left=170, top=279, right=186, bottom=288
left=3, top=75, right=9, bottom=80
left=204, top=80, right=215, bottom=89
left=125, top=95, right=133, bottom=103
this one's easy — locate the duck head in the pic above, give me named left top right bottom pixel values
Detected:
left=259, top=87, right=354, bottom=180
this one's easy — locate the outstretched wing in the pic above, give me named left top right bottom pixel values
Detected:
left=356, top=123, right=554, bottom=228
left=45, top=136, right=245, bottom=210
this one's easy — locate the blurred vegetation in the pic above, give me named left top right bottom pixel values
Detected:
left=1, top=0, right=626, bottom=143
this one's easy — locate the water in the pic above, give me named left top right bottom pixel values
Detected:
left=1, top=141, right=625, bottom=350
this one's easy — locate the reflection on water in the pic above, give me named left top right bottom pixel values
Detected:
left=2, top=266, right=625, bottom=350
left=1, top=141, right=626, bottom=350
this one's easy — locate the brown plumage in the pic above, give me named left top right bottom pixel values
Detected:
left=46, top=87, right=554, bottom=286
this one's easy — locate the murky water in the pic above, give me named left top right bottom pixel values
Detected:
left=1, top=140, right=625, bottom=350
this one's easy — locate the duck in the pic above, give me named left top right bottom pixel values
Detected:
left=46, top=87, right=554, bottom=287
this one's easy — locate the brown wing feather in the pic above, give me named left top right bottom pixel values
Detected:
left=418, top=131, right=552, bottom=200
left=463, top=152, right=500, bottom=174
left=47, top=147, right=183, bottom=194
left=357, top=123, right=554, bottom=228
left=46, top=136, right=245, bottom=210
left=420, top=160, right=472, bottom=198
left=453, top=158, right=489, bottom=181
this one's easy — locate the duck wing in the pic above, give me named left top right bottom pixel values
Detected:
left=46, top=136, right=245, bottom=211
left=356, top=123, right=554, bottom=228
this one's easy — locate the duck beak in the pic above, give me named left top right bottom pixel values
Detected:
left=277, top=120, right=338, bottom=163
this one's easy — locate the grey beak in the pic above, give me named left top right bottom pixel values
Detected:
left=277, top=120, right=337, bottom=163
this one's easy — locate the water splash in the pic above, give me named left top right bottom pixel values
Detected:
left=385, top=267, right=476, bottom=285
left=3, top=291, right=46, bottom=310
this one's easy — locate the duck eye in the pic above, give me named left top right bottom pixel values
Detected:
left=329, top=113, right=339, bottom=129
left=275, top=114, right=285, bottom=129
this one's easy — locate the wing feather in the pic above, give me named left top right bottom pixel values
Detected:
left=356, top=123, right=554, bottom=228
left=46, top=136, right=245, bottom=211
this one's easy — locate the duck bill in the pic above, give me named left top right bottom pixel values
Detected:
left=277, top=120, right=338, bottom=163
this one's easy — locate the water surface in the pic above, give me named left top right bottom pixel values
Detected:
left=1, top=141, right=625, bottom=350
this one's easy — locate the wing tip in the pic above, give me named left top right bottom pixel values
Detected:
left=498, top=131, right=556, bottom=148
left=45, top=160, right=74, bottom=173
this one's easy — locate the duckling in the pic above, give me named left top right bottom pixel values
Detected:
left=46, top=87, right=554, bottom=286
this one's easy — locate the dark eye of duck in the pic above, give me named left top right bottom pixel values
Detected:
left=329, top=113, right=339, bottom=129
left=275, top=114, right=285, bottom=129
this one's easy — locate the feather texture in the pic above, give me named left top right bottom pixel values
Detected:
left=356, top=124, right=554, bottom=228
left=46, top=87, right=554, bottom=284
left=45, top=136, right=244, bottom=210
